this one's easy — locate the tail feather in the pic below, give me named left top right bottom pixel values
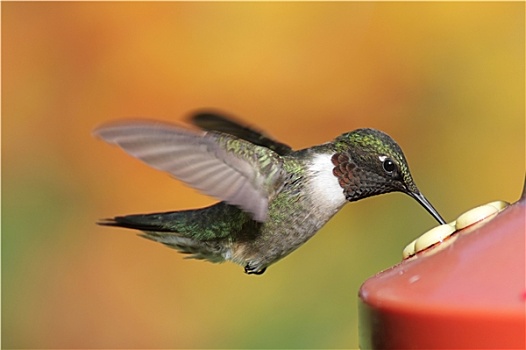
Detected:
left=98, top=202, right=254, bottom=263
left=98, top=213, right=183, bottom=233
left=137, top=232, right=225, bottom=262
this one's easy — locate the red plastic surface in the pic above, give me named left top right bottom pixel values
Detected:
left=359, top=190, right=525, bottom=349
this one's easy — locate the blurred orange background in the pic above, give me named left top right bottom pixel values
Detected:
left=2, top=2, right=524, bottom=348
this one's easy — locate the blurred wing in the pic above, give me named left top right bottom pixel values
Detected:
left=93, top=121, right=285, bottom=222
left=190, top=111, right=293, bottom=156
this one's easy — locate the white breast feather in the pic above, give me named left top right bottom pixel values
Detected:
left=307, top=154, right=347, bottom=211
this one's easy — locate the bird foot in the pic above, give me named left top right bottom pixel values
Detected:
left=244, top=263, right=267, bottom=275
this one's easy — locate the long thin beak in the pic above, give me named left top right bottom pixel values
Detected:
left=409, top=192, right=446, bottom=225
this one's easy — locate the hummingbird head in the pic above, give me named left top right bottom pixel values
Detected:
left=332, top=128, right=445, bottom=224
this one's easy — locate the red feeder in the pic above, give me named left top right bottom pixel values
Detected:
left=359, top=182, right=526, bottom=349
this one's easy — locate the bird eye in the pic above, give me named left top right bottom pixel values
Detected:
left=381, top=157, right=396, bottom=174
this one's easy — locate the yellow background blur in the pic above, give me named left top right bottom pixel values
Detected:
left=3, top=2, right=524, bottom=348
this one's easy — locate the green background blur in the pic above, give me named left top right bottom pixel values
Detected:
left=2, top=2, right=524, bottom=349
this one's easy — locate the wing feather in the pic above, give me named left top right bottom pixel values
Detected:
left=93, top=121, right=285, bottom=221
left=190, top=112, right=293, bottom=156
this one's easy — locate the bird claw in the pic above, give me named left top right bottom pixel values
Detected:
left=244, top=263, right=267, bottom=275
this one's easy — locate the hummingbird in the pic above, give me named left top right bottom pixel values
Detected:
left=94, top=111, right=445, bottom=275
